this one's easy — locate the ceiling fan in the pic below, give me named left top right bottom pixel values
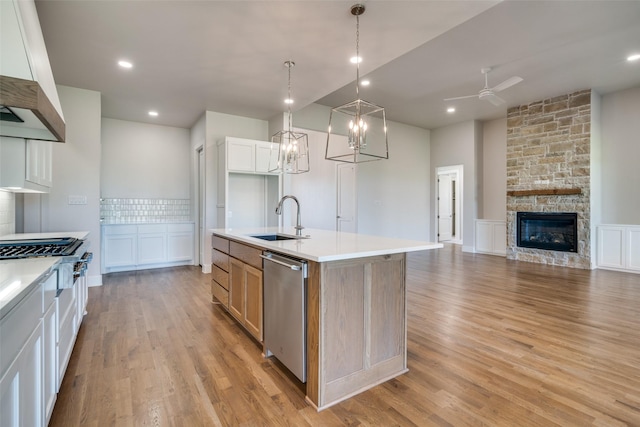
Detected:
left=444, top=68, right=523, bottom=106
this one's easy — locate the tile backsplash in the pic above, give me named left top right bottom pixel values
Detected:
left=100, top=198, right=191, bottom=224
left=0, top=190, right=16, bottom=237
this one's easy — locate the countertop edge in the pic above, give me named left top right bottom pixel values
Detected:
left=0, top=258, right=60, bottom=320
left=211, top=228, right=443, bottom=262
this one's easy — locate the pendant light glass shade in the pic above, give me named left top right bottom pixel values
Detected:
left=269, top=61, right=310, bottom=174
left=326, top=4, right=388, bottom=163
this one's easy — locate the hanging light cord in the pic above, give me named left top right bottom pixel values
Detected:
left=355, top=13, right=360, bottom=99
left=287, top=61, right=293, bottom=132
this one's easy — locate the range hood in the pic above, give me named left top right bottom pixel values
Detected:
left=0, top=75, right=65, bottom=142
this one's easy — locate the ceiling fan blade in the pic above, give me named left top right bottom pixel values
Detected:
left=491, top=76, right=523, bottom=93
left=484, top=93, right=506, bottom=106
left=443, top=94, right=478, bottom=102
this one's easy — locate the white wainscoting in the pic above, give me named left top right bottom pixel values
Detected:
left=597, top=225, right=640, bottom=274
left=475, top=220, right=506, bottom=256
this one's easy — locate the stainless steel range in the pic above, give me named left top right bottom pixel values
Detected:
left=0, top=237, right=83, bottom=259
left=0, top=237, right=92, bottom=293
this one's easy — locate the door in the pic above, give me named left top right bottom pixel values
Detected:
left=243, top=264, right=263, bottom=341
left=336, top=163, right=356, bottom=232
left=228, top=257, right=244, bottom=321
left=438, top=173, right=453, bottom=241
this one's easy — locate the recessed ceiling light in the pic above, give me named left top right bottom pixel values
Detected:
left=360, top=80, right=370, bottom=87
left=350, top=56, right=362, bottom=64
left=627, top=53, right=640, bottom=62
left=148, top=111, right=158, bottom=117
left=118, top=60, right=133, bottom=69
left=284, top=98, right=294, bottom=104
left=447, top=107, right=456, bottom=113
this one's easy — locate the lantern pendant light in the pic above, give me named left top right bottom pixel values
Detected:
left=269, top=61, right=310, bottom=174
left=325, top=4, right=388, bottom=163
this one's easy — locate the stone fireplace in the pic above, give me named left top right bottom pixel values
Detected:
left=506, top=89, right=598, bottom=269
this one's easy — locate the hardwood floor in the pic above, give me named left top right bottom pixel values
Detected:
left=50, top=245, right=640, bottom=426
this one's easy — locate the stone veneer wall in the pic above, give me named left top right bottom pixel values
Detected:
left=506, top=89, right=592, bottom=268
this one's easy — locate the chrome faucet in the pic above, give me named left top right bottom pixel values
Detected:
left=276, top=195, right=304, bottom=236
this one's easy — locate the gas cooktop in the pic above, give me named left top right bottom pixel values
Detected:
left=0, top=237, right=83, bottom=259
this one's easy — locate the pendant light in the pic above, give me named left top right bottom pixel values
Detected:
left=325, top=4, right=388, bottom=163
left=269, top=61, right=310, bottom=174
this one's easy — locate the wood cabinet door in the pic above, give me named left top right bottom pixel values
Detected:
left=228, top=257, right=245, bottom=321
left=243, top=264, right=263, bottom=341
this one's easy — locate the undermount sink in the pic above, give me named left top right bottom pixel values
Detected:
left=250, top=233, right=307, bottom=241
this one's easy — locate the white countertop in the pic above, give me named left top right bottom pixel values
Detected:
left=211, top=227, right=442, bottom=262
left=0, top=258, right=59, bottom=319
left=0, top=231, right=90, bottom=241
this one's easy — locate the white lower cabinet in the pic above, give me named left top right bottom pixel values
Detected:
left=0, top=282, right=45, bottom=427
left=43, top=300, right=57, bottom=423
left=597, top=225, right=640, bottom=273
left=56, top=284, right=77, bottom=390
left=475, top=220, right=506, bottom=256
left=102, top=223, right=194, bottom=273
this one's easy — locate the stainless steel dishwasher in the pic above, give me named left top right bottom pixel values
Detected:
left=260, top=251, right=307, bottom=383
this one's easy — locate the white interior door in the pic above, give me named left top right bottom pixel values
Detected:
left=336, top=163, right=356, bottom=232
left=438, top=173, right=453, bottom=241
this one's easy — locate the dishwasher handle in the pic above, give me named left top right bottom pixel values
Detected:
left=260, top=254, right=302, bottom=270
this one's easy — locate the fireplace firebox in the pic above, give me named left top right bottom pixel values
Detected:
left=517, top=212, right=577, bottom=252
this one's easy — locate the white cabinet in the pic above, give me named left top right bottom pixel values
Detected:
left=56, top=283, right=76, bottom=391
left=0, top=281, right=45, bottom=427
left=26, top=140, right=53, bottom=188
left=167, top=223, right=195, bottom=262
left=43, top=300, right=57, bottom=423
left=0, top=137, right=52, bottom=192
left=217, top=137, right=282, bottom=229
left=102, top=223, right=194, bottom=273
left=475, top=220, right=506, bottom=256
left=137, top=224, right=167, bottom=265
left=103, top=225, right=137, bottom=269
left=597, top=225, right=640, bottom=273
left=226, top=137, right=277, bottom=174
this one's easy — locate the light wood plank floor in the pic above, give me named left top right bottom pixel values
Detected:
left=50, top=245, right=640, bottom=426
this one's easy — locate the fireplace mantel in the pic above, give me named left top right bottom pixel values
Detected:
left=507, top=188, right=582, bottom=197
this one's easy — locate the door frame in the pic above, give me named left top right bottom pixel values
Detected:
left=435, top=165, right=463, bottom=244
left=336, top=163, right=357, bottom=232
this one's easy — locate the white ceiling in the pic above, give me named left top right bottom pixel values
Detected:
left=35, top=0, right=640, bottom=131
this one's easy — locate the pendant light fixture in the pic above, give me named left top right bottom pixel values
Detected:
left=269, top=61, right=310, bottom=174
left=325, top=4, right=388, bottom=163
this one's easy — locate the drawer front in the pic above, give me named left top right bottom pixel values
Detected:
left=211, top=280, right=229, bottom=309
left=212, top=249, right=229, bottom=271
left=138, top=224, right=167, bottom=234
left=230, top=241, right=262, bottom=270
left=168, top=223, right=193, bottom=233
left=103, top=224, right=137, bottom=235
left=212, top=265, right=229, bottom=290
left=212, top=235, right=229, bottom=253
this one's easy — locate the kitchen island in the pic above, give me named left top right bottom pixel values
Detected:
left=211, top=227, right=442, bottom=410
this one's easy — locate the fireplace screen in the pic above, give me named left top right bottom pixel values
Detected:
left=517, top=212, right=577, bottom=252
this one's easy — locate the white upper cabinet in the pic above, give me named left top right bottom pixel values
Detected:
left=0, top=137, right=52, bottom=192
left=0, top=0, right=65, bottom=142
left=226, top=137, right=278, bottom=174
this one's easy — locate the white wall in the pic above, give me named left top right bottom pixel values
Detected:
left=481, top=118, right=507, bottom=220
left=42, top=85, right=102, bottom=285
left=101, top=118, right=190, bottom=198
left=357, top=123, right=430, bottom=240
left=430, top=120, right=480, bottom=251
left=600, top=87, right=640, bottom=224
left=285, top=103, right=431, bottom=241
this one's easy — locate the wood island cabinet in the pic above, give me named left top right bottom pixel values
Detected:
left=211, top=236, right=263, bottom=342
